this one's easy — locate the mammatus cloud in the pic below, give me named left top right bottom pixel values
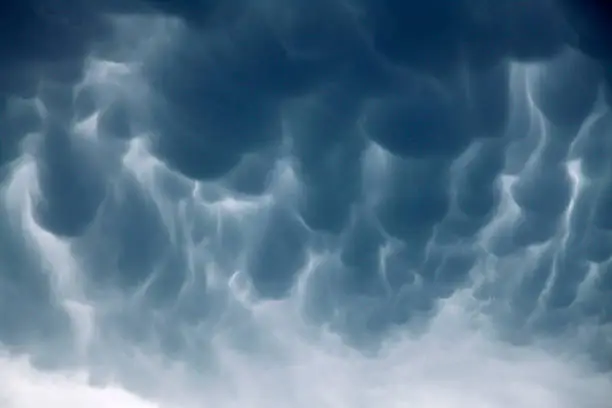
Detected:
left=1, top=0, right=612, bottom=407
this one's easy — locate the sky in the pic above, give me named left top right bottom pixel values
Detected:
left=1, top=0, right=612, bottom=407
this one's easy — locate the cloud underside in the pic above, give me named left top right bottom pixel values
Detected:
left=1, top=1, right=612, bottom=407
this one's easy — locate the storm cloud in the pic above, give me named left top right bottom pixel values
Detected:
left=1, top=0, right=612, bottom=407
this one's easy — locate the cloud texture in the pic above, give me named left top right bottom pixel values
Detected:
left=1, top=0, right=612, bottom=407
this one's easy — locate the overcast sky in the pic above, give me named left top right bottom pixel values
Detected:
left=1, top=1, right=612, bottom=407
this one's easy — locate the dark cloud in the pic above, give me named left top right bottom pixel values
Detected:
left=1, top=0, right=612, bottom=386
left=34, top=120, right=106, bottom=237
left=248, top=205, right=309, bottom=298
left=531, top=49, right=602, bottom=128
left=363, top=82, right=469, bottom=158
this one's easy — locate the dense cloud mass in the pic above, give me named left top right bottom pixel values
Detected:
left=1, top=0, right=612, bottom=406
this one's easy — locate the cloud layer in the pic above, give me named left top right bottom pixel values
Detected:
left=1, top=0, right=612, bottom=407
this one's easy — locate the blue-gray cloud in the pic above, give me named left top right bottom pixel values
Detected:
left=1, top=0, right=612, bottom=406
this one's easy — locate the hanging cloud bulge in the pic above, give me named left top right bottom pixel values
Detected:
left=1, top=0, right=612, bottom=406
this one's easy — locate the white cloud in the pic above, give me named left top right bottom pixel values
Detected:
left=0, top=356, right=157, bottom=408
left=1, top=294, right=610, bottom=408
